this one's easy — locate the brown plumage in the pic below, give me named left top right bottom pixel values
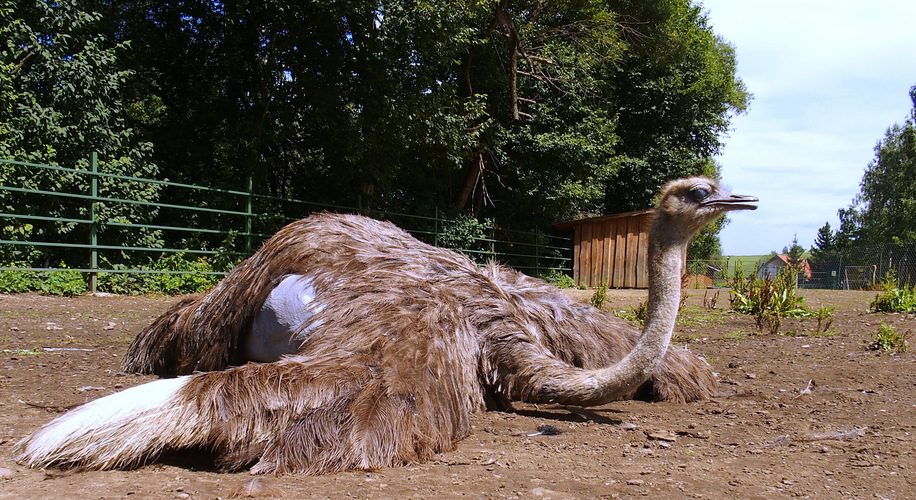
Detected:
left=17, top=177, right=757, bottom=474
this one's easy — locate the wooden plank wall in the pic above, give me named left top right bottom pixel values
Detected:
left=570, top=212, right=652, bottom=288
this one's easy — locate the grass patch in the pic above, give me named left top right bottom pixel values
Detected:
left=677, top=307, right=732, bottom=327
left=1, top=348, right=41, bottom=355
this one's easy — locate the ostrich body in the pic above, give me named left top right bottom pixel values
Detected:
left=18, top=177, right=757, bottom=474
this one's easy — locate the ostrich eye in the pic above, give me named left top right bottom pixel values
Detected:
left=689, top=187, right=709, bottom=201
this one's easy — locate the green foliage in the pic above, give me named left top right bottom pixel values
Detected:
left=602, top=0, right=750, bottom=215
left=39, top=268, right=87, bottom=296
left=71, top=0, right=744, bottom=238
left=0, top=263, right=86, bottom=296
left=782, top=234, right=806, bottom=269
left=437, top=215, right=494, bottom=263
left=540, top=269, right=575, bottom=289
left=0, top=0, right=161, bottom=269
left=868, top=322, right=909, bottom=353
left=870, top=272, right=916, bottom=313
left=3, top=0, right=748, bottom=260
left=98, top=253, right=228, bottom=295
left=815, top=305, right=836, bottom=334
left=0, top=264, right=36, bottom=293
left=152, top=254, right=221, bottom=295
left=616, top=300, right=647, bottom=325
left=729, top=262, right=813, bottom=334
left=809, top=221, right=840, bottom=275
left=688, top=216, right=728, bottom=261
left=590, top=282, right=608, bottom=310
left=0, top=253, right=229, bottom=296
left=838, top=85, right=916, bottom=246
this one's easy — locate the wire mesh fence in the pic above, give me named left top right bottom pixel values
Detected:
left=687, top=243, right=916, bottom=291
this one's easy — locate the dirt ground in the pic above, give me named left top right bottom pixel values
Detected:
left=0, top=288, right=914, bottom=499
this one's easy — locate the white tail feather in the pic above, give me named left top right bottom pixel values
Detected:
left=17, top=376, right=203, bottom=469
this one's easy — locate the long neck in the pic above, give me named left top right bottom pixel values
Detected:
left=505, top=212, right=689, bottom=406
left=619, top=215, right=686, bottom=386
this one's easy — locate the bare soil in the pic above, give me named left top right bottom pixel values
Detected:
left=0, top=289, right=914, bottom=499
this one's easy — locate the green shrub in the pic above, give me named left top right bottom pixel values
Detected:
left=0, top=264, right=38, bottom=293
left=868, top=322, right=909, bottom=353
left=540, top=269, right=575, bottom=289
left=95, top=253, right=225, bottom=295
left=39, top=268, right=87, bottom=296
left=730, top=262, right=814, bottom=333
left=616, top=300, right=648, bottom=325
left=870, top=272, right=916, bottom=313
left=438, top=215, right=494, bottom=264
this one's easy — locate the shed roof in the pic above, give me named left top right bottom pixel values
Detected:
left=554, top=209, right=654, bottom=230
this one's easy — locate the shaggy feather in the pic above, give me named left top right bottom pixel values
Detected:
left=19, top=178, right=755, bottom=474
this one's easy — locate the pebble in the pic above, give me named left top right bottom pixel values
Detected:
left=0, top=467, right=13, bottom=480
left=626, top=479, right=644, bottom=486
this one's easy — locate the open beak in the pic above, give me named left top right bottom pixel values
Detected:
left=705, top=192, right=758, bottom=211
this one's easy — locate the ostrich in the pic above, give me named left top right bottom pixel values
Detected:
left=18, top=177, right=756, bottom=474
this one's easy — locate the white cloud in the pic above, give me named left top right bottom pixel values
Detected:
left=699, top=0, right=916, bottom=254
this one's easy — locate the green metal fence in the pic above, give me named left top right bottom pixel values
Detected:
left=0, top=155, right=571, bottom=292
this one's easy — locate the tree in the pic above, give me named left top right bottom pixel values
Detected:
left=837, top=85, right=916, bottom=245
left=601, top=0, right=750, bottom=214
left=809, top=222, right=836, bottom=262
left=782, top=234, right=805, bottom=269
left=3, top=0, right=750, bottom=260
left=0, top=0, right=161, bottom=266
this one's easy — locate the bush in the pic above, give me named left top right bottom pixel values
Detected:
left=0, top=264, right=86, bottom=296
left=730, top=262, right=814, bottom=333
left=870, top=272, right=916, bottom=313
left=39, top=268, right=87, bottom=296
left=438, top=215, right=494, bottom=264
left=868, top=322, right=909, bottom=353
left=97, top=253, right=225, bottom=295
left=540, top=269, right=575, bottom=289
left=0, top=264, right=37, bottom=293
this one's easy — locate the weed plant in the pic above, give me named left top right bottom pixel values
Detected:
left=540, top=269, right=575, bottom=289
left=590, top=282, right=608, bottom=310
left=868, top=322, right=909, bottom=353
left=729, top=262, right=821, bottom=334
left=0, top=253, right=235, bottom=296
left=870, top=271, right=916, bottom=313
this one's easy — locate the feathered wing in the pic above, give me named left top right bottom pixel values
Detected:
left=21, top=257, right=485, bottom=474
left=123, top=213, right=451, bottom=376
left=19, top=326, right=480, bottom=473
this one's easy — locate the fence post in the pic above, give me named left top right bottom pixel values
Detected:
left=535, top=231, right=541, bottom=277
left=245, top=176, right=253, bottom=254
left=88, top=152, right=99, bottom=293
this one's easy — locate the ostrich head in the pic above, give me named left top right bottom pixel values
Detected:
left=655, top=177, right=758, bottom=241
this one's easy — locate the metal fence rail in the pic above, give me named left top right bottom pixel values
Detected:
left=1, top=155, right=571, bottom=292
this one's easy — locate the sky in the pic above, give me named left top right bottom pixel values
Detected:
left=698, top=1, right=916, bottom=256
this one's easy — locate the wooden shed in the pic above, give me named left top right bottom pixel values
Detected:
left=555, top=209, right=654, bottom=289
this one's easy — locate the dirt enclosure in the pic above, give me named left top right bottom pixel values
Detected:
left=0, top=288, right=914, bottom=499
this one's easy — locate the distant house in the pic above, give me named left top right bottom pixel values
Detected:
left=758, top=254, right=812, bottom=280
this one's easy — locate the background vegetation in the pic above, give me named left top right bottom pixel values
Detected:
left=1, top=0, right=750, bottom=269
